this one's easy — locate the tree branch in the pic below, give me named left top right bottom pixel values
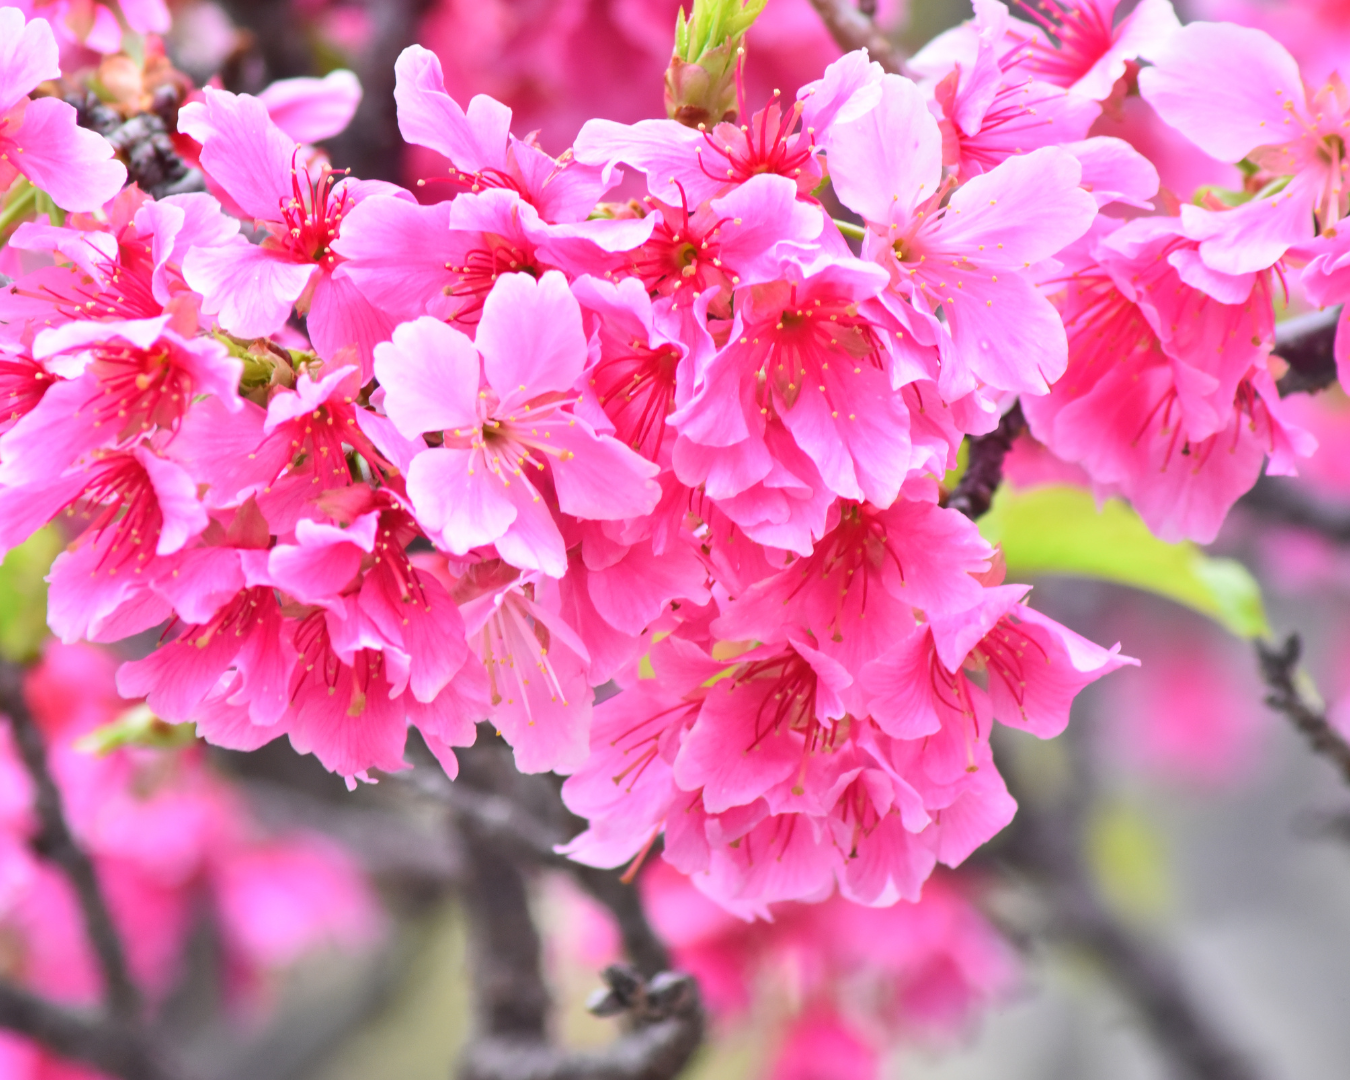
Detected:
left=405, top=736, right=701, bottom=1080
left=807, top=0, right=904, bottom=74
left=408, top=736, right=671, bottom=977
left=1256, top=633, right=1350, bottom=786
left=1273, top=307, right=1340, bottom=398
left=0, top=982, right=176, bottom=1080
left=0, top=661, right=140, bottom=1021
left=946, top=401, right=1026, bottom=520
left=1238, top=475, right=1350, bottom=545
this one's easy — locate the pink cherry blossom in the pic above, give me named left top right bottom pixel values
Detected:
left=1139, top=22, right=1349, bottom=273
left=828, top=74, right=1098, bottom=401
left=178, top=86, right=404, bottom=376
left=374, top=271, right=661, bottom=577
left=0, top=8, right=126, bottom=211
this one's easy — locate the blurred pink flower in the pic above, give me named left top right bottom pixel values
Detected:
left=405, top=0, right=900, bottom=177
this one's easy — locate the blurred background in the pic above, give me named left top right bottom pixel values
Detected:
left=5, top=0, right=1350, bottom=1077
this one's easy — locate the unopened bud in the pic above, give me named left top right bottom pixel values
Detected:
left=664, top=0, right=766, bottom=128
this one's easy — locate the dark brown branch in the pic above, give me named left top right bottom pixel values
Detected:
left=946, top=401, right=1026, bottom=520
left=409, top=736, right=671, bottom=977
left=1256, top=633, right=1350, bottom=786
left=1238, top=475, right=1350, bottom=545
left=807, top=0, right=904, bottom=74
left=1273, top=307, right=1340, bottom=397
left=0, top=662, right=140, bottom=1021
left=0, top=982, right=176, bottom=1080
left=410, top=735, right=700, bottom=1080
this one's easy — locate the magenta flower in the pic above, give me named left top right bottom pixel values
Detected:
left=0, top=187, right=237, bottom=333
left=575, top=50, right=883, bottom=207
left=671, top=253, right=919, bottom=518
left=918, top=0, right=1102, bottom=181
left=374, top=271, right=661, bottom=577
left=1140, top=21, right=1350, bottom=273
left=828, top=73, right=1098, bottom=401
left=178, top=87, right=403, bottom=377
left=0, top=315, right=241, bottom=488
left=1023, top=216, right=1316, bottom=541
left=0, top=8, right=125, bottom=211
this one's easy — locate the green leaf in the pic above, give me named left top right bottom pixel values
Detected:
left=0, top=527, right=62, bottom=663
left=74, top=703, right=197, bottom=755
left=978, top=485, right=1269, bottom=639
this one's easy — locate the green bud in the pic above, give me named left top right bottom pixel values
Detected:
left=0, top=527, right=62, bottom=664
left=665, top=0, right=767, bottom=128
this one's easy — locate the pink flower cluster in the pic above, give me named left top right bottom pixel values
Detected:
left=0, top=642, right=379, bottom=1079
left=4, top=0, right=1341, bottom=917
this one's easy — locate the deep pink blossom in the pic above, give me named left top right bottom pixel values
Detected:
left=178, top=87, right=404, bottom=376
left=828, top=73, right=1098, bottom=401
left=374, top=271, right=661, bottom=577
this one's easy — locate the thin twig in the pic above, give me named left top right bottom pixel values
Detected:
left=1273, top=308, right=1340, bottom=398
left=0, top=661, right=140, bottom=1021
left=1256, top=634, right=1350, bottom=786
left=946, top=401, right=1026, bottom=520
left=0, top=982, right=176, bottom=1080
left=807, top=0, right=903, bottom=74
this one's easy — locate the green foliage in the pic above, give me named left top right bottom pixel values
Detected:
left=0, top=528, right=62, bottom=663
left=74, top=703, right=198, bottom=755
left=978, top=485, right=1269, bottom=639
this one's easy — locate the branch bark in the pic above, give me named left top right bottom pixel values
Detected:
left=807, top=0, right=904, bottom=74
left=946, top=401, right=1026, bottom=520
left=413, top=735, right=701, bottom=1080
left=1272, top=307, right=1340, bottom=397
left=0, top=661, right=140, bottom=1021
left=1256, top=633, right=1350, bottom=786
left=0, top=982, right=176, bottom=1080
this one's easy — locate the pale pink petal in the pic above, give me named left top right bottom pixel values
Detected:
left=183, top=240, right=317, bottom=338
left=546, top=421, right=662, bottom=521
left=1073, top=0, right=1180, bottom=101
left=1138, top=22, right=1305, bottom=163
left=829, top=74, right=943, bottom=224
left=393, top=44, right=510, bottom=172
left=9, top=97, right=127, bottom=212
left=0, top=9, right=59, bottom=114
left=178, top=88, right=297, bottom=221
left=328, top=195, right=457, bottom=322
left=373, top=316, right=481, bottom=437
left=406, top=446, right=516, bottom=555
left=136, top=448, right=209, bottom=555
left=938, top=146, right=1097, bottom=265
left=118, top=0, right=171, bottom=33
left=1064, top=136, right=1159, bottom=209
left=306, top=269, right=397, bottom=381
left=259, top=70, right=363, bottom=144
left=477, top=270, right=588, bottom=404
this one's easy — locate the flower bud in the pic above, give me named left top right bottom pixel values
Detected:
left=664, top=0, right=766, bottom=128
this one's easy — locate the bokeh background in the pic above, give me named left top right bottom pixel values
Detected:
left=6, top=0, right=1350, bottom=1077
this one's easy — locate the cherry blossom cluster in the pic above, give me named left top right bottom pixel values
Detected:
left=3, top=0, right=1342, bottom=917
